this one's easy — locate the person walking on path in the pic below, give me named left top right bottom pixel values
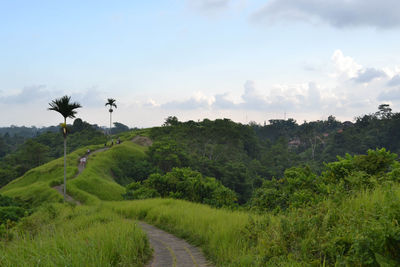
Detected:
left=80, top=157, right=86, bottom=167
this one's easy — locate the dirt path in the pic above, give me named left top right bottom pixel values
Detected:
left=52, top=147, right=109, bottom=204
left=139, top=222, right=212, bottom=267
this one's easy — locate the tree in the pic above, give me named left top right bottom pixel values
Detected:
left=376, top=104, right=392, bottom=119
left=48, top=95, right=81, bottom=202
left=112, top=122, right=129, bottom=134
left=163, top=116, right=179, bottom=126
left=105, top=98, right=117, bottom=138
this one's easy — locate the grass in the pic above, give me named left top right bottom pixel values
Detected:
left=107, top=198, right=260, bottom=266
left=105, top=182, right=400, bottom=266
left=0, top=203, right=151, bottom=266
left=0, top=145, right=103, bottom=206
left=69, top=141, right=147, bottom=203
left=0, top=140, right=148, bottom=206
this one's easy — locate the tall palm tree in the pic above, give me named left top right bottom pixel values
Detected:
left=48, top=95, right=82, bottom=202
left=105, top=98, right=117, bottom=137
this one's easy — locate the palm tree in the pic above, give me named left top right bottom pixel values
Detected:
left=105, top=98, right=117, bottom=138
left=48, top=95, right=82, bottom=202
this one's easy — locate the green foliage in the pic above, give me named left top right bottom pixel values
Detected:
left=112, top=122, right=130, bottom=134
left=148, top=118, right=263, bottom=203
left=250, top=148, right=399, bottom=212
left=147, top=139, right=188, bottom=172
left=124, top=167, right=237, bottom=208
left=111, top=155, right=158, bottom=185
left=250, top=166, right=319, bottom=212
left=246, top=185, right=400, bottom=266
left=0, top=194, right=30, bottom=241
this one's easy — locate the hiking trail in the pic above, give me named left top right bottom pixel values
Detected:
left=139, top=222, right=212, bottom=267
left=52, top=147, right=109, bottom=204
left=52, top=137, right=213, bottom=266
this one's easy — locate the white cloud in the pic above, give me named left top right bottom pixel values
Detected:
left=252, top=0, right=400, bottom=29
left=143, top=99, right=160, bottom=108
left=331, top=50, right=362, bottom=79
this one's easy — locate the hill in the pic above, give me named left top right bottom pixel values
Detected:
left=0, top=140, right=147, bottom=206
left=2, top=113, right=400, bottom=265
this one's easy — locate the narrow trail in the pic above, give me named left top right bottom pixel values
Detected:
left=133, top=137, right=213, bottom=266
left=52, top=137, right=213, bottom=266
left=139, top=222, right=212, bottom=267
left=52, top=147, right=109, bottom=204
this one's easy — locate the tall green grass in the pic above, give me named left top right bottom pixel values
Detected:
left=107, top=198, right=260, bottom=266
left=107, top=183, right=400, bottom=266
left=0, top=203, right=151, bottom=266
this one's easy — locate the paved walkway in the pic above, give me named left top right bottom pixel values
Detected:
left=139, top=222, right=212, bottom=267
left=52, top=142, right=213, bottom=267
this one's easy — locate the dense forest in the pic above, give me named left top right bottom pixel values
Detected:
left=0, top=120, right=130, bottom=188
left=1, top=104, right=398, bottom=203
left=112, top=104, right=400, bottom=205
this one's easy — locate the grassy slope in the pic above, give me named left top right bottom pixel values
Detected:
left=0, top=203, right=151, bottom=266
left=0, top=137, right=148, bottom=206
left=69, top=141, right=147, bottom=204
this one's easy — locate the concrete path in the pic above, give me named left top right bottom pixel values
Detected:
left=52, top=141, right=213, bottom=267
left=139, top=222, right=212, bottom=267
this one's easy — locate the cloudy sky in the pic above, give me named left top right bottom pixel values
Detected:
left=1, top=0, right=400, bottom=128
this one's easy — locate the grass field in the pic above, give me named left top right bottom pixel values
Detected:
left=0, top=203, right=151, bottom=267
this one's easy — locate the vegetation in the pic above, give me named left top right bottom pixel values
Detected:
left=0, top=194, right=30, bottom=240
left=0, top=204, right=151, bottom=266
left=2, top=105, right=400, bottom=266
left=124, top=167, right=237, bottom=208
left=0, top=120, right=110, bottom=188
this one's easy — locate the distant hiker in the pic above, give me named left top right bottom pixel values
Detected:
left=82, top=157, right=87, bottom=167
left=87, top=149, right=91, bottom=154
left=117, top=138, right=121, bottom=144
left=111, top=139, right=114, bottom=146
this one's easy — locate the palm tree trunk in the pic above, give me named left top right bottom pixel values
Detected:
left=109, top=112, right=112, bottom=137
left=63, top=136, right=66, bottom=202
left=63, top=118, right=67, bottom=202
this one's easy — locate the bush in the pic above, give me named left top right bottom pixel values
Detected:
left=124, top=167, right=237, bottom=207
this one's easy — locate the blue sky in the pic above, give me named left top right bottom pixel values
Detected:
left=1, top=0, right=400, bottom=127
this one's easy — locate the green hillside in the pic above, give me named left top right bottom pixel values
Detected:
left=1, top=126, right=400, bottom=266
left=0, top=140, right=147, bottom=206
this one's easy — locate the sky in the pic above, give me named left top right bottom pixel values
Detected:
left=1, top=0, right=400, bottom=128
